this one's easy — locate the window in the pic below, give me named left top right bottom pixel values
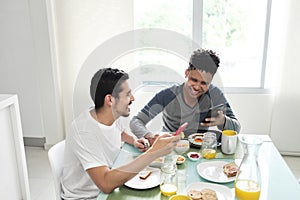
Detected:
left=133, top=0, right=271, bottom=90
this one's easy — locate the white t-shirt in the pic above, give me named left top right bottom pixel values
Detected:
left=61, top=108, right=124, bottom=200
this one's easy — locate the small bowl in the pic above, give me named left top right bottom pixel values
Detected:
left=187, top=152, right=200, bottom=161
left=188, top=133, right=204, bottom=148
left=176, top=155, right=186, bottom=165
left=175, top=140, right=190, bottom=155
left=169, top=194, right=191, bottom=200
left=194, top=136, right=203, bottom=143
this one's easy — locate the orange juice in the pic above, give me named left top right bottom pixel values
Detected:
left=235, top=180, right=261, bottom=200
left=201, top=149, right=217, bottom=159
left=160, top=183, right=177, bottom=196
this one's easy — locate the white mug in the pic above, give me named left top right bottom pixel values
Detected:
left=221, top=130, right=238, bottom=154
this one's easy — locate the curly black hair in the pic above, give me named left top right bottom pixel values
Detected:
left=188, top=49, right=220, bottom=75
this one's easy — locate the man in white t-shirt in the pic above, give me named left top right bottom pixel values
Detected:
left=61, top=68, right=181, bottom=200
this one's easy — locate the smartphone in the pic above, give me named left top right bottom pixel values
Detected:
left=200, top=104, right=226, bottom=123
left=174, top=122, right=188, bottom=136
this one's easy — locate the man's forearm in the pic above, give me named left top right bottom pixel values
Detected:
left=121, top=131, right=136, bottom=145
left=222, top=116, right=241, bottom=133
left=87, top=151, right=157, bottom=194
left=130, top=116, right=151, bottom=138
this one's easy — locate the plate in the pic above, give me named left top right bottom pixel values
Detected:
left=149, top=157, right=165, bottom=168
left=124, top=167, right=160, bottom=189
left=188, top=132, right=222, bottom=148
left=186, top=182, right=233, bottom=200
left=188, top=133, right=204, bottom=147
left=196, top=161, right=236, bottom=183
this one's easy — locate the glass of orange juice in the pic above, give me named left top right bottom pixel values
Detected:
left=160, top=183, right=177, bottom=196
left=160, top=156, right=177, bottom=196
left=201, top=132, right=217, bottom=159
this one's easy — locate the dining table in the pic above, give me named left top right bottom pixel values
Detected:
left=97, top=134, right=300, bottom=200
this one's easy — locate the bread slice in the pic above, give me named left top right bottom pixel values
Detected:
left=139, top=170, right=152, bottom=180
left=223, top=162, right=238, bottom=177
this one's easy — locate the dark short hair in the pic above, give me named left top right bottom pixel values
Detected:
left=188, top=49, right=220, bottom=75
left=90, top=68, right=129, bottom=110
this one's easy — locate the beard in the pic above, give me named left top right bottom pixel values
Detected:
left=116, top=101, right=132, bottom=118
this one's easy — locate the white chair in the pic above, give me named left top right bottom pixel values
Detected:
left=48, top=140, right=65, bottom=200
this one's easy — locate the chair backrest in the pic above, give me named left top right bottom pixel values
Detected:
left=48, top=140, right=65, bottom=200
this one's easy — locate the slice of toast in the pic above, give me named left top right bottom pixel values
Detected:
left=139, top=170, right=152, bottom=180
left=223, top=162, right=238, bottom=177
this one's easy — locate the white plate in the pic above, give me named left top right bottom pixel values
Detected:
left=186, top=182, right=233, bottom=200
left=197, top=161, right=236, bottom=183
left=149, top=156, right=165, bottom=168
left=124, top=167, right=160, bottom=189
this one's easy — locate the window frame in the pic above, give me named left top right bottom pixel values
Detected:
left=192, top=0, right=273, bottom=94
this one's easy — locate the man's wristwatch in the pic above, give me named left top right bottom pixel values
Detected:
left=144, top=132, right=154, bottom=140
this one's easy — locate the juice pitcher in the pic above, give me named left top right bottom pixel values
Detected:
left=235, top=135, right=263, bottom=200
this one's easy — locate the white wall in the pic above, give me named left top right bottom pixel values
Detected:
left=0, top=0, right=43, bottom=137
left=227, top=94, right=274, bottom=135
left=0, top=0, right=64, bottom=147
left=48, top=0, right=134, bottom=134
left=268, top=0, right=300, bottom=155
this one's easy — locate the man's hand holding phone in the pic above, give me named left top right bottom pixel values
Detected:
left=201, top=110, right=226, bottom=126
left=200, top=104, right=226, bottom=127
left=174, top=122, right=188, bottom=139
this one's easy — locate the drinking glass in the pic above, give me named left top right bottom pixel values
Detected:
left=160, top=155, right=178, bottom=196
left=175, top=140, right=190, bottom=155
left=201, top=132, right=217, bottom=159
